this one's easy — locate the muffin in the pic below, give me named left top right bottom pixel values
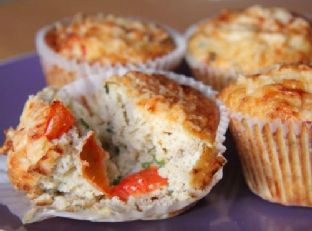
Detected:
left=0, top=69, right=228, bottom=223
left=186, top=5, right=312, bottom=90
left=219, top=63, right=312, bottom=207
left=36, top=14, right=185, bottom=87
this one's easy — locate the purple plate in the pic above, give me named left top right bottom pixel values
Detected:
left=0, top=54, right=312, bottom=231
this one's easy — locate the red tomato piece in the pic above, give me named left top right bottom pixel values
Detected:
left=80, top=132, right=110, bottom=195
left=110, top=167, right=168, bottom=201
left=45, top=101, right=75, bottom=140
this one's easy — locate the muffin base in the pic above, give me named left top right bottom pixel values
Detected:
left=230, top=112, right=312, bottom=207
left=184, top=20, right=239, bottom=91
left=43, top=64, right=77, bottom=87
left=186, top=54, right=238, bottom=91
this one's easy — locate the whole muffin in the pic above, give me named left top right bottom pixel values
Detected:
left=0, top=70, right=228, bottom=223
left=186, top=5, right=312, bottom=90
left=36, top=14, right=185, bottom=87
left=219, top=63, right=312, bottom=206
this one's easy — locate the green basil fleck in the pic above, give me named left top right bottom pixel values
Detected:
left=155, top=159, right=165, bottom=168
left=112, top=176, right=122, bottom=185
left=123, top=110, right=129, bottom=125
left=80, top=118, right=90, bottom=129
left=104, top=83, right=110, bottom=94
left=152, top=154, right=165, bottom=167
left=141, top=162, right=151, bottom=169
left=106, top=122, right=114, bottom=134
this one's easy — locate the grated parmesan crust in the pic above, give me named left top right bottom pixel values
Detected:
left=188, top=5, right=312, bottom=75
left=45, top=14, right=176, bottom=65
left=219, top=63, right=312, bottom=122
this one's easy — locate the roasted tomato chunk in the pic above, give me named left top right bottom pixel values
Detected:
left=45, top=101, right=75, bottom=140
left=111, top=167, right=168, bottom=201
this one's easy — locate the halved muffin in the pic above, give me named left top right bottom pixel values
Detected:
left=0, top=70, right=228, bottom=223
left=186, top=5, right=312, bottom=90
left=219, top=63, right=312, bottom=206
left=36, top=14, right=185, bottom=87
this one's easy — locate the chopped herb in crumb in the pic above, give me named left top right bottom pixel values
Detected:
left=146, top=147, right=166, bottom=167
left=123, top=110, right=129, bottom=125
left=148, top=147, right=156, bottom=156
left=106, top=122, right=114, bottom=134
left=106, top=127, right=113, bottom=134
left=154, top=158, right=165, bottom=168
left=112, top=176, right=122, bottom=185
left=141, top=162, right=151, bottom=169
left=129, top=128, right=139, bottom=135
left=80, top=118, right=90, bottom=129
left=104, top=83, right=110, bottom=94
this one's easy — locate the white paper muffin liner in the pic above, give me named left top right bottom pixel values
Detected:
left=184, top=20, right=239, bottom=91
left=36, top=15, right=186, bottom=87
left=0, top=68, right=229, bottom=223
left=229, top=111, right=312, bottom=207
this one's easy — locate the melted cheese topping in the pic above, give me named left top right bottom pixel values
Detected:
left=188, top=5, right=312, bottom=74
left=46, top=14, right=176, bottom=65
left=219, top=64, right=312, bottom=121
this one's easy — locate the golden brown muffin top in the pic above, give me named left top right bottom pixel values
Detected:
left=107, top=71, right=220, bottom=144
left=0, top=98, right=65, bottom=197
left=219, top=64, right=312, bottom=122
left=188, top=5, right=312, bottom=75
left=46, top=14, right=176, bottom=65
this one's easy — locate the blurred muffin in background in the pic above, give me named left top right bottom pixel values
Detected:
left=219, top=63, right=312, bottom=207
left=36, top=14, right=185, bottom=87
left=186, top=5, right=312, bottom=90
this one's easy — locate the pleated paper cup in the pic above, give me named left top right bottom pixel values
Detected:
left=229, top=111, right=312, bottom=207
left=184, top=21, right=239, bottom=91
left=35, top=16, right=186, bottom=87
left=0, top=68, right=229, bottom=223
left=185, top=53, right=238, bottom=91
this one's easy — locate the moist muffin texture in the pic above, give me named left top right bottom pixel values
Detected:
left=0, top=71, right=226, bottom=222
left=187, top=5, right=312, bottom=90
